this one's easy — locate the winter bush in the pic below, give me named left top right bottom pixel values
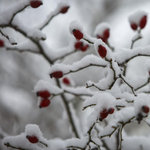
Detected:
left=1, top=0, right=150, bottom=150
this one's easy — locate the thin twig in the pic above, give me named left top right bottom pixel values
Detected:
left=6, top=47, right=41, bottom=54
left=119, top=75, right=137, bottom=96
left=4, top=143, right=28, bottom=150
left=86, top=83, right=104, bottom=91
left=130, top=30, right=142, bottom=49
left=82, top=104, right=96, bottom=110
left=39, top=141, right=48, bottom=147
left=64, top=64, right=107, bottom=75
left=0, top=30, right=17, bottom=45
left=9, top=5, right=29, bottom=24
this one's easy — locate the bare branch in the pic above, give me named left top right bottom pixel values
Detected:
left=0, top=29, right=17, bottom=45
left=6, top=47, right=41, bottom=54
left=4, top=143, right=28, bottom=150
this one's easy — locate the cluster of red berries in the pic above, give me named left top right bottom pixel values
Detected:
left=130, top=15, right=147, bottom=31
left=99, top=107, right=114, bottom=121
left=96, top=28, right=110, bottom=43
left=74, top=41, right=89, bottom=52
left=98, top=45, right=107, bottom=58
left=0, top=39, right=4, bottom=47
left=36, top=90, right=51, bottom=108
left=26, top=135, right=39, bottom=143
left=136, top=105, right=149, bottom=124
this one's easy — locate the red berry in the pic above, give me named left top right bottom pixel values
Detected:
left=99, top=109, right=108, bottom=121
left=97, top=35, right=107, bottom=43
left=103, top=29, right=110, bottom=40
left=30, top=0, right=43, bottom=8
left=80, top=44, right=89, bottom=52
left=26, top=135, right=39, bottom=143
left=108, top=108, right=114, bottom=114
left=36, top=90, right=50, bottom=98
left=74, top=41, right=83, bottom=49
left=50, top=71, right=63, bottom=78
left=130, top=23, right=138, bottom=30
left=139, top=15, right=147, bottom=29
left=62, top=77, right=70, bottom=85
left=39, top=99, right=50, bottom=108
left=73, top=29, right=83, bottom=40
left=98, top=45, right=107, bottom=58
left=0, top=39, right=4, bottom=47
left=142, top=105, right=149, bottom=113
left=60, top=6, right=70, bottom=14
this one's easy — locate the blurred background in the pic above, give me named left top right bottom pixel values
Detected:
left=0, top=0, right=150, bottom=149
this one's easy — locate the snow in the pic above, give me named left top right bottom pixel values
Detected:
left=2, top=133, right=43, bottom=150
left=0, top=0, right=29, bottom=25
left=49, top=54, right=108, bottom=75
left=34, top=80, right=63, bottom=95
left=25, top=124, right=43, bottom=139
left=128, top=10, right=147, bottom=24
left=94, top=22, right=110, bottom=37
left=69, top=20, right=83, bottom=34
left=134, top=93, right=150, bottom=115
left=114, top=45, right=150, bottom=64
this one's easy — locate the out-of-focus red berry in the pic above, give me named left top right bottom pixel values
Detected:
left=39, top=99, right=50, bottom=108
left=99, top=109, right=108, bottom=121
left=60, top=6, right=70, bottom=13
left=142, top=105, right=149, bottom=113
left=36, top=90, right=50, bottom=98
left=0, top=39, right=4, bottom=47
left=26, top=135, right=39, bottom=143
left=62, top=77, right=70, bottom=85
left=50, top=71, right=63, bottom=78
left=139, top=15, right=147, bottom=29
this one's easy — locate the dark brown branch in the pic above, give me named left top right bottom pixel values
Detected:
left=9, top=5, right=29, bottom=24
left=6, top=47, right=41, bottom=54
left=83, top=38, right=94, bottom=44
left=119, top=75, right=137, bottom=96
left=130, top=30, right=142, bottom=49
left=0, top=30, right=17, bottom=45
left=86, top=83, right=104, bottom=91
left=64, top=64, right=107, bottom=75
left=4, top=143, right=28, bottom=150
left=40, top=13, right=59, bottom=30
left=82, top=104, right=96, bottom=110
left=64, top=89, right=92, bottom=97
left=55, top=78, right=80, bottom=138
left=135, top=77, right=150, bottom=91
left=39, top=141, right=48, bottom=147
left=53, top=49, right=77, bottom=62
